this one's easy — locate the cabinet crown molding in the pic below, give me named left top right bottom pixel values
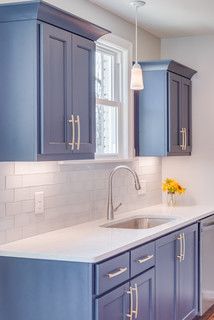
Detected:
left=139, top=59, right=197, bottom=79
left=0, top=0, right=110, bottom=41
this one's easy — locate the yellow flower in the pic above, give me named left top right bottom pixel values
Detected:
left=162, top=178, right=186, bottom=195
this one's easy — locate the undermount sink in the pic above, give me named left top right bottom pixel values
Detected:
left=102, top=216, right=175, bottom=230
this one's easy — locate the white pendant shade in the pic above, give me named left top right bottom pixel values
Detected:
left=130, top=63, right=144, bottom=90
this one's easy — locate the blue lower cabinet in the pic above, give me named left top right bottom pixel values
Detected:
left=95, top=269, right=155, bottom=320
left=156, top=231, right=177, bottom=320
left=156, top=223, right=198, bottom=320
left=130, top=268, right=155, bottom=320
left=177, top=224, right=198, bottom=320
left=95, top=282, right=130, bottom=320
left=0, top=225, right=199, bottom=320
left=0, top=257, right=93, bottom=320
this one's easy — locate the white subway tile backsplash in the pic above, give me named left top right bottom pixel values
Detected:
left=0, top=231, right=6, bottom=244
left=0, top=216, right=14, bottom=231
left=0, top=204, right=5, bottom=218
left=0, top=176, right=5, bottom=190
left=15, top=213, right=30, bottom=227
left=0, top=190, right=14, bottom=203
left=6, top=202, right=22, bottom=216
left=0, top=158, right=162, bottom=244
left=14, top=188, right=33, bottom=201
left=0, top=163, right=15, bottom=175
left=6, top=175, right=23, bottom=189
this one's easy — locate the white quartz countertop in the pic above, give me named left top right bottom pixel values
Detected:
left=0, top=204, right=213, bottom=263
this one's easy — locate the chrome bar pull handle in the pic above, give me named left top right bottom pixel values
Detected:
left=68, top=114, right=75, bottom=150
left=126, top=287, right=133, bottom=320
left=132, top=284, right=138, bottom=319
left=180, top=128, right=185, bottom=150
left=75, top=115, right=80, bottom=150
left=182, top=233, right=186, bottom=261
left=184, top=128, right=187, bottom=151
left=177, top=234, right=183, bottom=262
left=107, top=267, right=128, bottom=279
left=137, top=254, right=154, bottom=264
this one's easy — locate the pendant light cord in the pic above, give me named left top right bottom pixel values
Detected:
left=135, top=5, right=138, bottom=63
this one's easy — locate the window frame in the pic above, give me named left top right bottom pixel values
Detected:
left=95, top=34, right=134, bottom=161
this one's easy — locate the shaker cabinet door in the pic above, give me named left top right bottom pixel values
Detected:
left=177, top=225, right=198, bottom=320
left=95, top=282, right=130, bottom=320
left=168, top=72, right=182, bottom=154
left=72, top=35, right=96, bottom=155
left=40, top=23, right=72, bottom=155
left=180, top=77, right=192, bottom=154
left=130, top=269, right=155, bottom=320
left=156, top=231, right=178, bottom=320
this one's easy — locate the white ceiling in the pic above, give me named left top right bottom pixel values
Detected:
left=89, top=0, right=214, bottom=38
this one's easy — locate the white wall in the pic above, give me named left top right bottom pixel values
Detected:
left=161, top=36, right=214, bottom=205
left=0, top=0, right=161, bottom=244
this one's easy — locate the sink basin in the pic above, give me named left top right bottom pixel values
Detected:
left=102, top=216, right=175, bottom=230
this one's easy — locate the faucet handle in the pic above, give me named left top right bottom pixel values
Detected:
left=114, top=202, right=122, bottom=213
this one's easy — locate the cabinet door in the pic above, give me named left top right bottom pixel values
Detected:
left=180, top=78, right=192, bottom=154
left=40, top=23, right=72, bottom=155
left=168, top=72, right=182, bottom=154
left=130, top=269, right=155, bottom=320
left=72, top=35, right=95, bottom=155
left=156, top=231, right=179, bottom=320
left=95, top=282, right=130, bottom=320
left=177, top=224, right=198, bottom=320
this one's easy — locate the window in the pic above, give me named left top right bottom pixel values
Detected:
left=95, top=43, right=123, bottom=157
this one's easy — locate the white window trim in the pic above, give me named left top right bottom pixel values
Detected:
left=95, top=33, right=134, bottom=161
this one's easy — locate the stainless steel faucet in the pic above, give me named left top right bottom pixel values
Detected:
left=107, top=165, right=141, bottom=220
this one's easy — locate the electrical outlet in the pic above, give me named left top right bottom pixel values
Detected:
left=138, top=180, right=147, bottom=196
left=35, top=191, right=44, bottom=214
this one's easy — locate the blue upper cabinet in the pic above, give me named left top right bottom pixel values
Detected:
left=0, top=1, right=109, bottom=161
left=134, top=60, right=196, bottom=157
left=40, top=24, right=72, bottom=156
left=72, top=35, right=96, bottom=155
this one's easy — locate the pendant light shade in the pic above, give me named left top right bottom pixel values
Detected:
left=130, top=62, right=144, bottom=90
left=130, top=0, right=145, bottom=91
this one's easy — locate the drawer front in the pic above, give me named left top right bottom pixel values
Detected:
left=131, top=242, right=155, bottom=277
left=95, top=252, right=129, bottom=295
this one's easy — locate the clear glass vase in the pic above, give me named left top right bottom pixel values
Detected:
left=167, top=192, right=176, bottom=207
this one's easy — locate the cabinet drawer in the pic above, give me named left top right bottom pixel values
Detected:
left=131, top=242, right=155, bottom=277
left=95, top=252, right=129, bottom=295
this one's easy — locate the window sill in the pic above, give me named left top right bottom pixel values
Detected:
left=58, top=157, right=134, bottom=165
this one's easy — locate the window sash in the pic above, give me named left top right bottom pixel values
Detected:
left=95, top=43, right=123, bottom=157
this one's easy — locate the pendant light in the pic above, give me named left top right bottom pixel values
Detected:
left=130, top=0, right=145, bottom=91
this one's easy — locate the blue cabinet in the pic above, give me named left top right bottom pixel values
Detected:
left=156, top=230, right=177, bottom=320
left=0, top=224, right=199, bottom=320
left=41, top=23, right=72, bottom=156
left=156, top=224, right=198, bottom=320
left=72, top=35, right=96, bottom=155
left=95, top=282, right=130, bottom=320
left=0, top=1, right=108, bottom=161
left=40, top=24, right=95, bottom=159
left=131, top=268, right=155, bottom=320
left=177, top=225, right=198, bottom=320
left=96, top=268, right=155, bottom=320
left=135, top=60, right=196, bottom=157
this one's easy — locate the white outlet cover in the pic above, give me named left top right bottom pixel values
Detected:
left=35, top=191, right=44, bottom=214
